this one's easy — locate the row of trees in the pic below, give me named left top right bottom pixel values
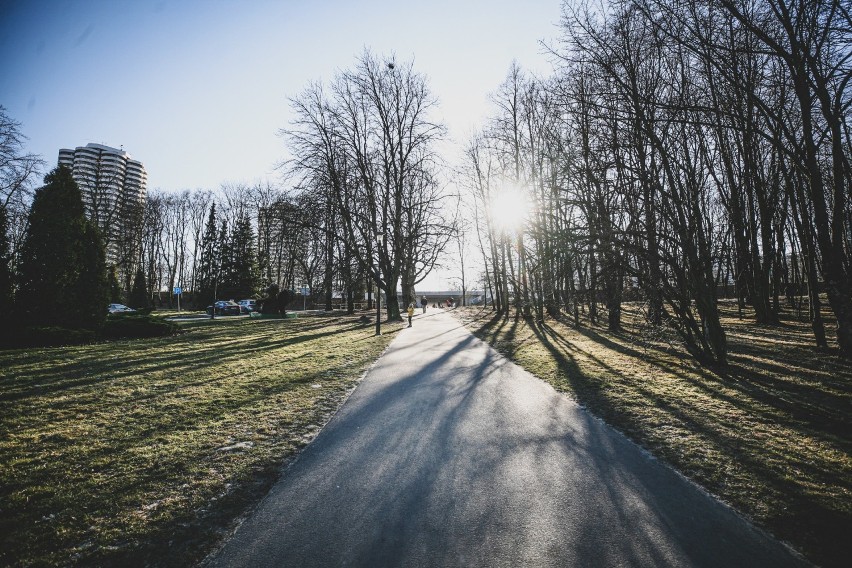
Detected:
left=101, top=52, right=457, bottom=317
left=115, top=184, right=329, bottom=311
left=3, top=45, right=462, bottom=328
left=2, top=101, right=453, bottom=323
left=463, top=0, right=851, bottom=363
left=133, top=182, right=375, bottom=312
left=0, top=110, right=293, bottom=316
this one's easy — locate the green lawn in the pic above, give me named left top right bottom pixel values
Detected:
left=0, top=314, right=398, bottom=566
left=452, top=303, right=851, bottom=568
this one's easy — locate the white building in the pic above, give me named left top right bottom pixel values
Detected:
left=58, top=143, right=147, bottom=266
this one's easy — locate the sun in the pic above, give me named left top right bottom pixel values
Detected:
left=490, top=185, right=530, bottom=233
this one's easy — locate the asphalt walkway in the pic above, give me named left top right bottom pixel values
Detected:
left=209, top=308, right=805, bottom=567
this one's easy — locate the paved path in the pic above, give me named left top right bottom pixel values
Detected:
left=209, top=309, right=804, bottom=567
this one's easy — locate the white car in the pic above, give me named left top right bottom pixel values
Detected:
left=108, top=303, right=136, bottom=314
left=238, top=299, right=257, bottom=313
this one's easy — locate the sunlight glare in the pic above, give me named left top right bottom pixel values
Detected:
left=490, top=186, right=530, bottom=232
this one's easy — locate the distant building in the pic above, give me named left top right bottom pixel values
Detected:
left=58, top=143, right=147, bottom=269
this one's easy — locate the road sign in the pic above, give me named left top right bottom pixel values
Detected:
left=173, top=287, right=182, bottom=295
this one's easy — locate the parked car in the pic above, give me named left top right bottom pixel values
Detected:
left=206, top=300, right=241, bottom=316
left=238, top=299, right=257, bottom=313
left=108, top=303, right=137, bottom=314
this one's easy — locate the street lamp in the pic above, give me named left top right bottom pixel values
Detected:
left=211, top=262, right=219, bottom=320
left=375, top=230, right=384, bottom=336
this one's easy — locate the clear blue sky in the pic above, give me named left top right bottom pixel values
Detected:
left=1, top=0, right=561, bottom=192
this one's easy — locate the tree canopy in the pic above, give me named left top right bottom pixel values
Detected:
left=16, top=166, right=108, bottom=330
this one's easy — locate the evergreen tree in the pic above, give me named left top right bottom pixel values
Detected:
left=107, top=265, right=122, bottom=303
left=195, top=203, right=219, bottom=307
left=16, top=166, right=107, bottom=330
left=220, top=214, right=261, bottom=299
left=128, top=267, right=149, bottom=309
left=72, top=222, right=109, bottom=329
left=217, top=219, right=232, bottom=299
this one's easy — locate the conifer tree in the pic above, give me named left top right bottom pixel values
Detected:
left=195, top=203, right=219, bottom=307
left=220, top=214, right=261, bottom=299
left=107, top=265, right=122, bottom=303
left=128, top=267, right=149, bottom=309
left=73, top=222, right=109, bottom=329
left=216, top=219, right=231, bottom=299
left=16, top=166, right=107, bottom=330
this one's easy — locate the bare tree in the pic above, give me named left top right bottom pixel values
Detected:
left=714, top=0, right=852, bottom=355
left=0, top=107, right=44, bottom=211
left=0, top=107, right=45, bottom=261
left=285, top=50, right=447, bottom=321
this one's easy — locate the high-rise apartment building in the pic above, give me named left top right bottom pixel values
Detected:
left=58, top=143, right=147, bottom=267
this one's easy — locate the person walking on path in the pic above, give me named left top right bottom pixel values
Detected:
left=420, top=296, right=428, bottom=314
left=407, top=303, right=414, bottom=327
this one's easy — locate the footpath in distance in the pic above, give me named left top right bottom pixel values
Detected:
left=209, top=308, right=805, bottom=567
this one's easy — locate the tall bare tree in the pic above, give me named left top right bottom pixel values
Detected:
left=285, top=50, right=447, bottom=321
left=0, top=107, right=44, bottom=263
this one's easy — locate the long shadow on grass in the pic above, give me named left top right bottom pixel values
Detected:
left=0, top=320, right=372, bottom=403
left=559, top=321, right=851, bottom=473
left=508, top=317, right=849, bottom=568
left=0, top=327, right=388, bottom=529
left=0, top=317, right=398, bottom=567
left=567, top=324, right=851, bottom=447
left=724, top=357, right=850, bottom=438
left=564, top=325, right=846, bottom=461
left=466, top=311, right=542, bottom=363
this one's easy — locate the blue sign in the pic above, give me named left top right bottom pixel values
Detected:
left=173, top=287, right=182, bottom=295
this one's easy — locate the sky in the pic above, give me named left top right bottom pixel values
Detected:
left=1, top=0, right=563, bottom=289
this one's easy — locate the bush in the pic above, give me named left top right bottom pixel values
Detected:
left=103, top=314, right=180, bottom=339
left=1, top=326, right=97, bottom=348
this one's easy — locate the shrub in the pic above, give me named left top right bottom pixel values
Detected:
left=2, top=326, right=97, bottom=348
left=103, top=314, right=180, bottom=339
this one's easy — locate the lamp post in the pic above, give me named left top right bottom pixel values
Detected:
left=211, top=264, right=219, bottom=320
left=375, top=230, right=384, bottom=336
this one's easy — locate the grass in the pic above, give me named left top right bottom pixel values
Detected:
left=2, top=302, right=847, bottom=566
left=452, top=302, right=851, bottom=568
left=0, top=313, right=398, bottom=566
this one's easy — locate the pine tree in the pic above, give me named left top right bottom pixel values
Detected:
left=16, top=166, right=107, bottom=330
left=217, top=219, right=232, bottom=299
left=128, top=267, right=149, bottom=309
left=107, top=265, right=122, bottom=303
left=195, top=203, right=219, bottom=307
left=220, top=214, right=261, bottom=299
left=71, top=222, right=109, bottom=330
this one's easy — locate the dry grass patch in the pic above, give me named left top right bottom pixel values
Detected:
left=0, top=314, right=398, bottom=566
left=453, top=303, right=851, bottom=568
